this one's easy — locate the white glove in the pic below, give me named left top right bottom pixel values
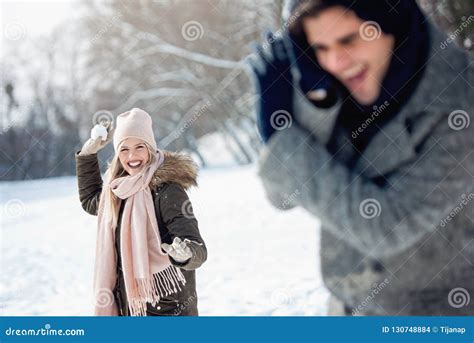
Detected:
left=161, top=237, right=192, bottom=263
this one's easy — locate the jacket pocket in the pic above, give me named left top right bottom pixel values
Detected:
left=146, top=298, right=181, bottom=316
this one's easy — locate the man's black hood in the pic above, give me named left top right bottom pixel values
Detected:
left=285, top=0, right=423, bottom=43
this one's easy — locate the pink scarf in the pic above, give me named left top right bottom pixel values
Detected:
left=93, top=150, right=186, bottom=316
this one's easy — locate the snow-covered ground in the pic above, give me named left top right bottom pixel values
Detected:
left=0, top=164, right=329, bottom=316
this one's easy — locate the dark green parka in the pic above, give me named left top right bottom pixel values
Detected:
left=76, top=150, right=207, bottom=316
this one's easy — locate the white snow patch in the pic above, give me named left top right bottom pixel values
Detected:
left=0, top=165, right=329, bottom=316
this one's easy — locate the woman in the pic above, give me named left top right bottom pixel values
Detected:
left=76, top=108, right=207, bottom=316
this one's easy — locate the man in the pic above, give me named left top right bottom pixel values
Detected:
left=248, top=0, right=473, bottom=315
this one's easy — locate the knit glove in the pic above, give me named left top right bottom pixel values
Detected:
left=287, top=33, right=338, bottom=107
left=78, top=124, right=115, bottom=156
left=162, top=237, right=193, bottom=263
left=246, top=32, right=295, bottom=143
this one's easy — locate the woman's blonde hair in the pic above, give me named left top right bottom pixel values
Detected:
left=100, top=140, right=157, bottom=228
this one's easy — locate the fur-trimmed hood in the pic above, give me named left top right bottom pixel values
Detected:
left=150, top=151, right=198, bottom=191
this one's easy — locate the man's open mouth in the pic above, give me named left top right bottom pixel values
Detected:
left=342, top=64, right=368, bottom=90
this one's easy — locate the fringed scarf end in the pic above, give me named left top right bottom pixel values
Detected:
left=129, top=265, right=186, bottom=316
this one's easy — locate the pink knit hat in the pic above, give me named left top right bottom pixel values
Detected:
left=113, top=108, right=157, bottom=151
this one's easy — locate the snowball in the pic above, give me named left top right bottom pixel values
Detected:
left=91, top=125, right=108, bottom=141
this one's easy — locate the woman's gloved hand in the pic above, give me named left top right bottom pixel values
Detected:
left=161, top=237, right=193, bottom=263
left=78, top=124, right=115, bottom=156
left=246, top=32, right=295, bottom=143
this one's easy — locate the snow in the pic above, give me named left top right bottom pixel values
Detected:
left=90, top=125, right=108, bottom=141
left=0, top=164, right=329, bottom=316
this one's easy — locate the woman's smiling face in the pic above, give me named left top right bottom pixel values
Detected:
left=118, top=137, right=150, bottom=176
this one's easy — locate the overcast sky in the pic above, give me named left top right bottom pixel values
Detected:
left=1, top=0, right=78, bottom=48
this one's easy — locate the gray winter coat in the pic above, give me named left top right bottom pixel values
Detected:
left=258, top=23, right=474, bottom=315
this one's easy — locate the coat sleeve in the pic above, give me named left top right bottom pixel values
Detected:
left=258, top=118, right=474, bottom=259
left=156, top=183, right=207, bottom=271
left=75, top=152, right=103, bottom=216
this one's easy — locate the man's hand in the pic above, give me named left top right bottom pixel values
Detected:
left=246, top=32, right=295, bottom=143
left=288, top=33, right=338, bottom=107
left=162, top=237, right=193, bottom=263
